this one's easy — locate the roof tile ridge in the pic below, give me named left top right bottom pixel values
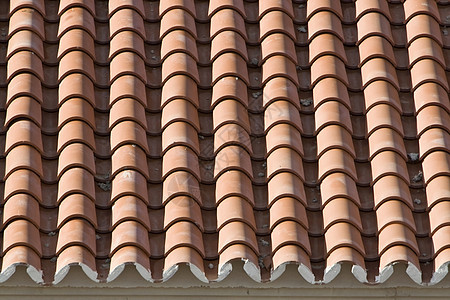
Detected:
left=4, top=7, right=47, bottom=282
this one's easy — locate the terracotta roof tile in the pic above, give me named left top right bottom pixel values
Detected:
left=108, top=0, right=144, bottom=17
left=10, top=0, right=45, bottom=16
left=263, top=77, right=299, bottom=108
left=8, top=7, right=45, bottom=39
left=308, top=10, right=344, bottom=42
left=7, top=29, right=44, bottom=60
left=59, top=0, right=95, bottom=16
left=355, top=0, right=391, bottom=21
left=416, top=105, right=450, bottom=136
left=210, top=0, right=245, bottom=18
left=260, top=10, right=295, bottom=41
left=54, top=245, right=97, bottom=283
left=3, top=219, right=42, bottom=256
left=58, top=6, right=95, bottom=39
left=307, top=0, right=342, bottom=20
left=368, top=127, right=407, bottom=160
left=110, top=98, right=146, bottom=130
left=7, top=72, right=42, bottom=104
left=408, top=37, right=445, bottom=68
left=110, top=7, right=144, bottom=39
left=406, top=13, right=443, bottom=46
left=214, top=99, right=250, bottom=132
left=262, top=55, right=298, bottom=86
left=309, top=33, right=346, bottom=64
left=359, top=36, right=396, bottom=67
left=320, top=172, right=360, bottom=207
left=272, top=220, right=310, bottom=254
left=0, top=0, right=449, bottom=286
left=7, top=50, right=44, bottom=82
left=162, top=29, right=197, bottom=61
left=268, top=172, right=306, bottom=207
left=313, top=77, right=350, bottom=109
left=317, top=125, right=355, bottom=159
left=110, top=51, right=146, bottom=83
left=110, top=74, right=146, bottom=107
left=110, top=31, right=145, bottom=61
left=214, top=123, right=252, bottom=155
left=363, top=80, right=402, bottom=113
left=160, top=7, right=196, bottom=38
left=323, top=197, right=362, bottom=231
left=5, top=96, right=41, bottom=128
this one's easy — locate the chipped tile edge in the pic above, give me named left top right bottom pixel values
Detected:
left=53, top=263, right=99, bottom=285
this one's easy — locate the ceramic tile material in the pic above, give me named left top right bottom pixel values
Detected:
left=0, top=0, right=449, bottom=286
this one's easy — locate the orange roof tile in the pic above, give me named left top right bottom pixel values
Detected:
left=0, top=0, right=449, bottom=286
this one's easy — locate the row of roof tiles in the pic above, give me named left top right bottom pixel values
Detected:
left=0, top=0, right=449, bottom=286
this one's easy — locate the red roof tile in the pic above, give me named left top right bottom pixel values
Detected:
left=0, top=0, right=449, bottom=286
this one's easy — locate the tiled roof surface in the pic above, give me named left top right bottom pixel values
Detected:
left=0, top=0, right=449, bottom=286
